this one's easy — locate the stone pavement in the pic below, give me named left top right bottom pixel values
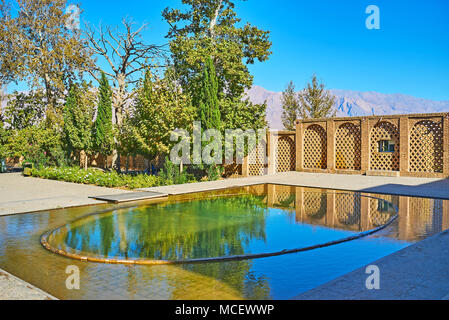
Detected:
left=0, top=269, right=56, bottom=300
left=0, top=173, right=132, bottom=216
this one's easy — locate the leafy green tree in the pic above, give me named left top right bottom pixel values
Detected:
left=63, top=83, right=95, bottom=169
left=5, top=125, right=66, bottom=167
left=3, top=90, right=46, bottom=130
left=122, top=68, right=195, bottom=161
left=94, top=72, right=114, bottom=159
left=162, top=0, right=272, bottom=99
left=298, top=75, right=336, bottom=119
left=0, top=0, right=94, bottom=127
left=163, top=0, right=269, bottom=159
left=281, top=81, right=300, bottom=130
left=0, top=119, right=9, bottom=161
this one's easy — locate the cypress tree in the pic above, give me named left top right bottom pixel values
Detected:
left=198, top=57, right=221, bottom=131
left=197, top=57, right=222, bottom=179
left=94, top=72, right=114, bottom=159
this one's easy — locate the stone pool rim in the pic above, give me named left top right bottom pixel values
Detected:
left=40, top=190, right=399, bottom=266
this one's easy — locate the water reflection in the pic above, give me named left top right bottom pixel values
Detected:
left=47, top=187, right=398, bottom=262
left=49, top=195, right=268, bottom=260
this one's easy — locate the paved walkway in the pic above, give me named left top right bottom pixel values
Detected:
left=0, top=173, right=132, bottom=216
left=0, top=269, right=57, bottom=300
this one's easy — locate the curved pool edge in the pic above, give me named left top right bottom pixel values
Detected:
left=40, top=193, right=399, bottom=266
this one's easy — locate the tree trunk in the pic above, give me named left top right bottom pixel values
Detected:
left=111, top=73, right=126, bottom=172
left=80, top=150, right=85, bottom=169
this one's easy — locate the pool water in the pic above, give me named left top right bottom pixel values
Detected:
left=0, top=185, right=447, bottom=300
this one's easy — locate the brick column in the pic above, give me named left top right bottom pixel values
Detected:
left=267, top=131, right=277, bottom=175
left=360, top=195, right=370, bottom=230
left=295, top=120, right=303, bottom=172
left=267, top=184, right=276, bottom=206
left=443, top=114, right=449, bottom=177
left=399, top=116, right=409, bottom=175
left=242, top=155, right=249, bottom=177
left=295, top=187, right=304, bottom=223
left=326, top=192, right=335, bottom=227
left=360, top=118, right=370, bottom=174
left=398, top=197, right=410, bottom=241
left=443, top=200, right=449, bottom=231
left=326, top=119, right=335, bottom=172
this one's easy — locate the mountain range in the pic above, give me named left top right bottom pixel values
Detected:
left=246, top=86, right=449, bottom=129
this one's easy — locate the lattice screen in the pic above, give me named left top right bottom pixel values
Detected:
left=370, top=121, right=400, bottom=171
left=409, top=120, right=444, bottom=173
left=248, top=142, right=267, bottom=176
left=276, top=135, right=296, bottom=173
left=335, top=193, right=361, bottom=226
left=303, top=192, right=327, bottom=219
left=335, top=123, right=361, bottom=170
left=303, top=124, right=327, bottom=169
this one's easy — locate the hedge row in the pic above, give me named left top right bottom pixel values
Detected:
left=24, top=166, right=181, bottom=189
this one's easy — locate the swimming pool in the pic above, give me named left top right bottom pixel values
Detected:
left=0, top=184, right=447, bottom=299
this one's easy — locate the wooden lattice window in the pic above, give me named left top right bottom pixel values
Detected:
left=248, top=142, right=267, bottom=176
left=335, top=123, right=361, bottom=170
left=276, top=136, right=296, bottom=173
left=370, top=121, right=400, bottom=171
left=409, top=120, right=443, bottom=173
left=303, top=124, right=327, bottom=169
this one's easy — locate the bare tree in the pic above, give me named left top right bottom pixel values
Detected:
left=84, top=18, right=166, bottom=170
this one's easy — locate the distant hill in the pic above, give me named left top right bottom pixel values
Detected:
left=246, top=86, right=449, bottom=129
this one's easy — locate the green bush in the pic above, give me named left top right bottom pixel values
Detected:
left=26, top=166, right=193, bottom=189
left=6, top=125, right=71, bottom=168
left=159, top=157, right=196, bottom=185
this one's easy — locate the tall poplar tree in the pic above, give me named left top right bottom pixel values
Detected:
left=94, top=72, right=114, bottom=160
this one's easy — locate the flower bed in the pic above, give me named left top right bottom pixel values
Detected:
left=24, top=166, right=190, bottom=189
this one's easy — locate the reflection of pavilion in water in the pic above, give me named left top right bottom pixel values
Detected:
left=248, top=184, right=449, bottom=242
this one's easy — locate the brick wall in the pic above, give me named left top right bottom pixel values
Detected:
left=294, top=112, right=449, bottom=178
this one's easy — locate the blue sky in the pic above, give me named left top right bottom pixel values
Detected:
left=11, top=0, right=449, bottom=101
